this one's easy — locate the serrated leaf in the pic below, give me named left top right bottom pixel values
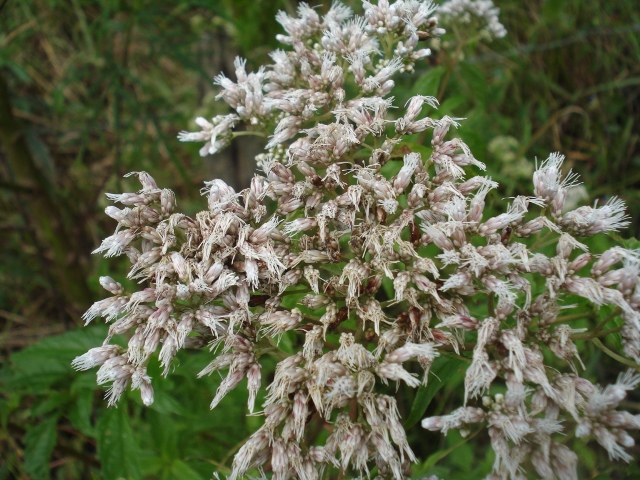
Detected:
left=31, top=391, right=70, bottom=416
left=24, top=414, right=60, bottom=480
left=68, top=388, right=95, bottom=436
left=96, top=406, right=141, bottom=480
left=622, top=236, right=640, bottom=250
left=404, top=355, right=466, bottom=428
left=8, top=325, right=109, bottom=393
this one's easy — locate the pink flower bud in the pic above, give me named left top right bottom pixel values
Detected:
left=99, top=276, right=124, bottom=295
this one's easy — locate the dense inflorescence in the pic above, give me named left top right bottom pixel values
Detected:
left=74, top=1, right=640, bottom=479
left=437, top=0, right=506, bottom=41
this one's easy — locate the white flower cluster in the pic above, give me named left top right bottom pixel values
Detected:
left=74, top=1, right=639, bottom=479
left=438, top=0, right=506, bottom=40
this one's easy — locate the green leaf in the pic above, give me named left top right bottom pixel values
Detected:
left=148, top=389, right=187, bottom=416
left=8, top=325, right=109, bottom=393
left=404, top=355, right=466, bottom=428
left=280, top=292, right=306, bottom=310
left=169, top=460, right=204, bottom=480
left=380, top=159, right=402, bottom=178
left=439, top=94, right=467, bottom=115
left=381, top=276, right=394, bottom=302
left=68, top=388, right=96, bottom=436
left=149, top=409, right=177, bottom=458
left=31, top=391, right=71, bottom=416
left=24, top=414, right=60, bottom=480
left=0, top=381, right=21, bottom=428
left=417, top=429, right=480, bottom=474
left=398, top=141, right=432, bottom=159
left=411, top=66, right=446, bottom=98
left=622, top=236, right=640, bottom=250
left=459, top=62, right=488, bottom=106
left=447, top=430, right=474, bottom=472
left=542, top=0, right=568, bottom=20
left=25, top=127, right=56, bottom=184
left=319, top=262, right=345, bottom=276
left=277, top=330, right=296, bottom=355
left=96, top=406, right=141, bottom=480
left=0, top=57, right=32, bottom=83
left=71, top=369, right=103, bottom=392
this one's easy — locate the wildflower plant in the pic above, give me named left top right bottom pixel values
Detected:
left=74, top=1, right=640, bottom=478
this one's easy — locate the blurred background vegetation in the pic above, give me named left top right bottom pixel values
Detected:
left=0, top=0, right=638, bottom=478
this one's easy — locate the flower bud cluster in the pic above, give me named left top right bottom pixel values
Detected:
left=75, top=2, right=639, bottom=479
left=437, top=0, right=507, bottom=41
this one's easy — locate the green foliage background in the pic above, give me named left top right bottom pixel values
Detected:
left=1, top=0, right=639, bottom=478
